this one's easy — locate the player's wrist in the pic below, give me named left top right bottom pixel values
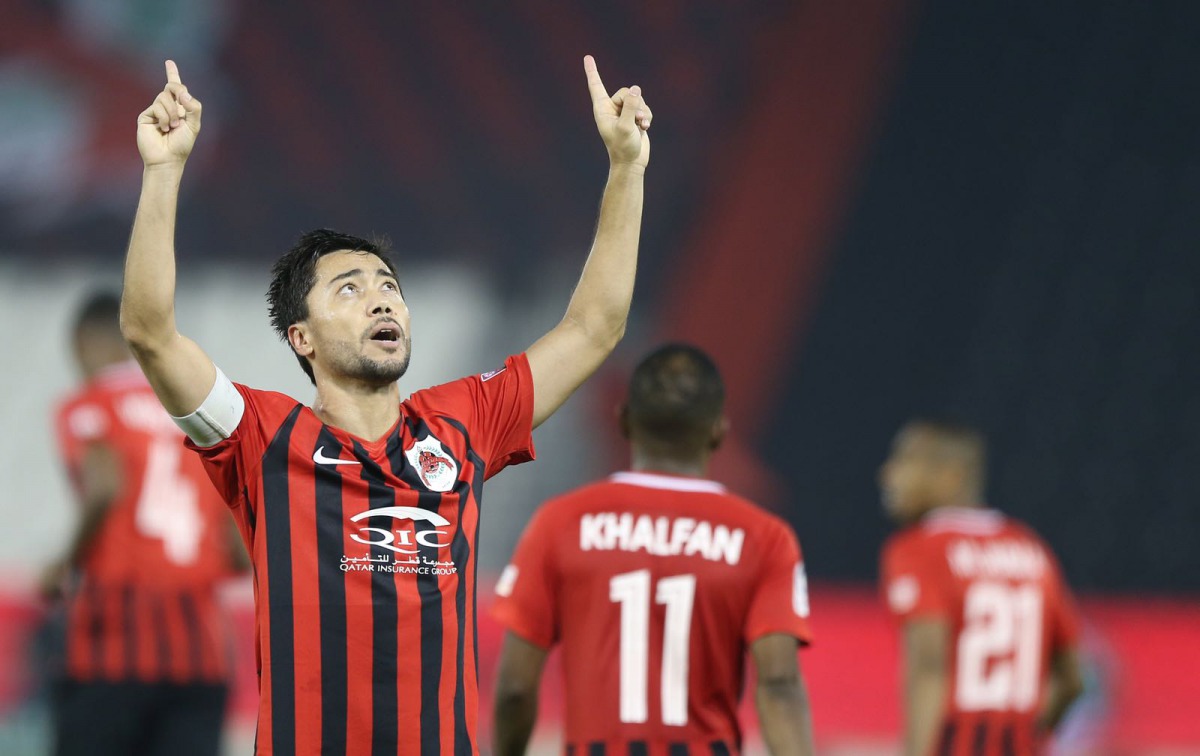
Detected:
left=142, top=161, right=187, bottom=179
left=607, top=161, right=646, bottom=178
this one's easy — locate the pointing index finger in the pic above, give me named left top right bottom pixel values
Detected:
left=583, top=55, right=609, bottom=102
left=165, top=60, right=182, bottom=85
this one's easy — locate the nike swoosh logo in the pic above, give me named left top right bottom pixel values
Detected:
left=313, top=446, right=360, bottom=466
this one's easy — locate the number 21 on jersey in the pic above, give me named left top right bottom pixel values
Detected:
left=956, top=581, right=1043, bottom=711
left=610, top=570, right=696, bottom=726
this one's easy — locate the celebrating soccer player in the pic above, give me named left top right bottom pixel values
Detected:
left=120, top=57, right=649, bottom=754
left=878, top=420, right=1085, bottom=755
left=491, top=345, right=816, bottom=756
left=45, top=292, right=244, bottom=756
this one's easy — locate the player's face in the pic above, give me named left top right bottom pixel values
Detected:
left=879, top=426, right=949, bottom=523
left=301, top=251, right=412, bottom=386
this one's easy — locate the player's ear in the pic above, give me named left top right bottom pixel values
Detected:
left=288, top=322, right=314, bottom=359
left=709, top=415, right=729, bottom=451
left=617, top=403, right=632, bottom=440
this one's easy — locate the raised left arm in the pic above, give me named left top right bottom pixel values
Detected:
left=526, top=55, right=652, bottom=428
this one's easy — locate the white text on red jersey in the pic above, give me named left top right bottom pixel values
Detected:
left=579, top=513, right=745, bottom=565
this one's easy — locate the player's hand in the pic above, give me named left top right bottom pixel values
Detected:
left=137, top=60, right=202, bottom=168
left=584, top=55, right=652, bottom=169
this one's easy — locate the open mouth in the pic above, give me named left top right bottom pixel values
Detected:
left=368, top=321, right=403, bottom=346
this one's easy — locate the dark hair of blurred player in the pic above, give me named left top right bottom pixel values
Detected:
left=44, top=291, right=246, bottom=756
left=878, top=419, right=1085, bottom=756
left=492, top=344, right=816, bottom=756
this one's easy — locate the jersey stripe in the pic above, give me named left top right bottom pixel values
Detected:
left=264, top=405, right=302, bottom=754
left=443, top=419, right=482, bottom=756
left=970, top=721, right=987, bottom=755
left=315, top=429, right=349, bottom=754
left=357, top=447, right=400, bottom=756
left=937, top=722, right=956, bottom=756
left=999, top=724, right=1014, bottom=756
left=121, top=584, right=137, bottom=678
left=179, top=591, right=203, bottom=681
left=150, top=593, right=170, bottom=675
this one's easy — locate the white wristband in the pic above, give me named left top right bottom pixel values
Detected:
left=171, top=367, right=245, bottom=447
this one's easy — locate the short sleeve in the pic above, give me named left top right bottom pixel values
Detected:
left=491, top=508, right=558, bottom=649
left=743, top=522, right=813, bottom=645
left=185, top=384, right=290, bottom=510
left=54, top=397, right=112, bottom=487
left=413, top=353, right=536, bottom=479
left=880, top=535, right=950, bottom=622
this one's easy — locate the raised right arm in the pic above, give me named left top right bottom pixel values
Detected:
left=121, top=60, right=217, bottom=416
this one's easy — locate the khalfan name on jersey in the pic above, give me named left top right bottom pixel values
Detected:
left=579, top=512, right=745, bottom=565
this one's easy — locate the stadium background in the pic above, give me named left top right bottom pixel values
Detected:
left=1, top=0, right=1197, bottom=753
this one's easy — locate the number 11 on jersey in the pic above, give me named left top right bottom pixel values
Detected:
left=610, top=570, right=697, bottom=726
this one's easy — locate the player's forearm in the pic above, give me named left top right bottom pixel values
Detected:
left=121, top=164, right=185, bottom=353
left=1038, top=664, right=1084, bottom=732
left=492, top=688, right=538, bottom=756
left=561, top=162, right=644, bottom=349
left=62, top=498, right=114, bottom=567
left=904, top=670, right=946, bottom=756
left=756, top=677, right=817, bottom=756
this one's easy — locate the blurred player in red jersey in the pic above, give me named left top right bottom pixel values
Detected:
left=119, top=56, right=650, bottom=755
left=878, top=420, right=1085, bottom=756
left=44, top=292, right=246, bottom=756
left=491, top=344, right=816, bottom=756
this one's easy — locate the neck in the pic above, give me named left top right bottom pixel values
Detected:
left=312, top=377, right=402, bottom=442
left=630, top=450, right=710, bottom=478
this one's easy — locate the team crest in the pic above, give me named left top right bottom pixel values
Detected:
left=404, top=436, right=458, bottom=492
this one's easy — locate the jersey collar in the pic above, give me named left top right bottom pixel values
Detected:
left=609, top=471, right=727, bottom=494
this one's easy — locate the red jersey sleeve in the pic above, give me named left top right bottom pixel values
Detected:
left=880, top=534, right=951, bottom=622
left=491, top=507, right=558, bottom=649
left=409, top=353, right=536, bottom=479
left=54, top=393, right=112, bottom=489
left=185, top=384, right=296, bottom=510
left=743, top=521, right=814, bottom=645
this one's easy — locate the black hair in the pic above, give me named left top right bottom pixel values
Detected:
left=266, top=229, right=399, bottom=383
left=626, top=343, right=725, bottom=452
left=72, top=291, right=122, bottom=335
left=906, top=416, right=989, bottom=488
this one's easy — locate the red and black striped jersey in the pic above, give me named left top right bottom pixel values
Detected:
left=54, top=361, right=237, bottom=684
left=880, top=507, right=1081, bottom=755
left=492, top=472, right=813, bottom=756
left=189, top=353, right=536, bottom=756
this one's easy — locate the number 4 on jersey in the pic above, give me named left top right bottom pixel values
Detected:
left=136, top=438, right=203, bottom=565
left=610, top=570, right=697, bottom=726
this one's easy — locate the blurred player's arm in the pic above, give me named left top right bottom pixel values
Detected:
left=901, top=618, right=950, bottom=756
left=493, top=632, right=550, bottom=756
left=752, top=634, right=816, bottom=756
left=121, top=60, right=220, bottom=417
left=1038, top=646, right=1084, bottom=732
left=41, top=442, right=122, bottom=600
left=526, top=56, right=651, bottom=428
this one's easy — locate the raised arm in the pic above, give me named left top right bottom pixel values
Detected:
left=121, top=60, right=217, bottom=416
left=526, top=55, right=652, bottom=427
